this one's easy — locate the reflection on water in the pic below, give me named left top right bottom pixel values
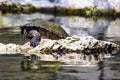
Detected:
left=56, top=65, right=101, bottom=80
left=0, top=56, right=120, bottom=80
left=0, top=13, right=120, bottom=80
left=0, top=13, right=120, bottom=43
left=1, top=54, right=120, bottom=80
left=0, top=27, right=28, bottom=44
left=0, top=55, right=56, bottom=80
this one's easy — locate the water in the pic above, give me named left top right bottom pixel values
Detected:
left=0, top=13, right=120, bottom=80
left=0, top=55, right=56, bottom=80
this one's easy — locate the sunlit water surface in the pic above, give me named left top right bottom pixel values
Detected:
left=0, top=13, right=120, bottom=80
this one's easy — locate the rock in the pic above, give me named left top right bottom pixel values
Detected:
left=0, top=35, right=119, bottom=64
left=0, top=43, right=6, bottom=54
left=27, top=45, right=41, bottom=54
left=37, top=35, right=119, bottom=55
left=0, top=43, right=21, bottom=54
left=0, top=35, right=119, bottom=55
left=6, top=43, right=21, bottom=54
left=25, top=35, right=119, bottom=63
left=20, top=42, right=33, bottom=54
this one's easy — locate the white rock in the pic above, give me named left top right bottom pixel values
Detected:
left=41, top=39, right=56, bottom=49
left=0, top=43, right=6, bottom=54
left=28, top=45, right=41, bottom=54
left=6, top=43, right=21, bottom=54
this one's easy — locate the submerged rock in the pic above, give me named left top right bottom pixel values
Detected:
left=0, top=35, right=119, bottom=55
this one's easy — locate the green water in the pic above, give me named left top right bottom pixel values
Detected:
left=0, top=27, right=27, bottom=44
left=0, top=55, right=57, bottom=80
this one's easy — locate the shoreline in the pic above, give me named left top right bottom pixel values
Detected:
left=0, top=1, right=120, bottom=19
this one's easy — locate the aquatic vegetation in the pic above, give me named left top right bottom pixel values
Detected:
left=0, top=1, right=120, bottom=18
left=0, top=1, right=36, bottom=14
left=33, top=6, right=120, bottom=18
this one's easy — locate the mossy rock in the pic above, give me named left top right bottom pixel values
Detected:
left=20, top=20, right=68, bottom=39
